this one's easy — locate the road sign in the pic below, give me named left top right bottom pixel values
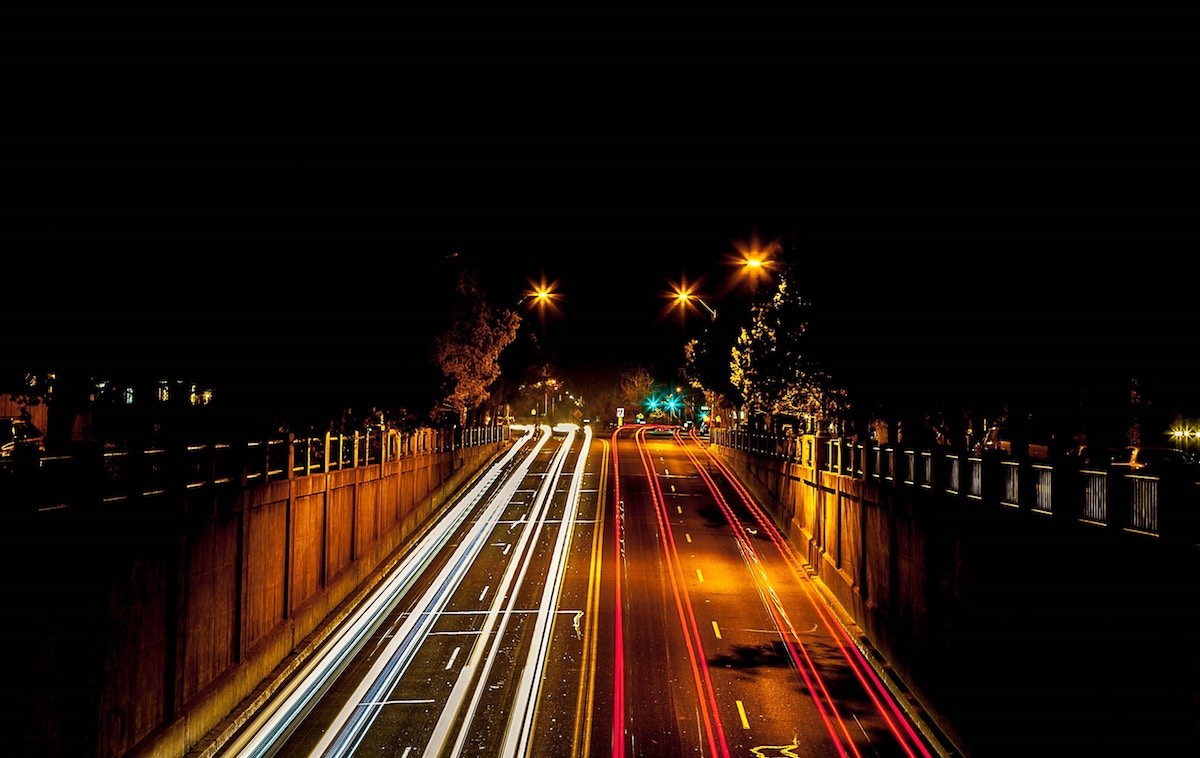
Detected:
left=617, top=407, right=624, bottom=418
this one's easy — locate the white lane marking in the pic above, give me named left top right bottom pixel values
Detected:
left=445, top=646, right=460, bottom=671
left=359, top=699, right=435, bottom=707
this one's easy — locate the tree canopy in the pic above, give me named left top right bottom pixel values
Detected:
left=433, top=270, right=521, bottom=426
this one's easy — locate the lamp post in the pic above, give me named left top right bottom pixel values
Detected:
left=543, top=378, right=559, bottom=420
left=672, top=288, right=717, bottom=321
left=518, top=287, right=553, bottom=309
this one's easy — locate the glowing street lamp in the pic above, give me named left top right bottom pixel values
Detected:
left=672, top=286, right=717, bottom=321
left=726, top=234, right=780, bottom=293
left=519, top=277, right=562, bottom=343
left=518, top=285, right=554, bottom=309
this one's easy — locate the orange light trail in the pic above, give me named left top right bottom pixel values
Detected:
left=687, top=429, right=933, bottom=757
left=634, top=427, right=730, bottom=758
left=678, top=436, right=859, bottom=757
left=610, top=426, right=626, bottom=758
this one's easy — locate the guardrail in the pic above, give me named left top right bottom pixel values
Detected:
left=711, top=429, right=1200, bottom=544
left=1, top=425, right=509, bottom=510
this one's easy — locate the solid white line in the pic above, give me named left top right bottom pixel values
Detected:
left=360, top=698, right=436, bottom=706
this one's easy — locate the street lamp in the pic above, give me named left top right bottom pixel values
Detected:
left=672, top=287, right=717, bottom=321
left=519, top=277, right=561, bottom=340
left=726, top=234, right=780, bottom=293
left=518, top=286, right=554, bottom=309
left=543, top=378, right=559, bottom=419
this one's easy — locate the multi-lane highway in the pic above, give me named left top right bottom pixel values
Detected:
left=214, top=422, right=948, bottom=757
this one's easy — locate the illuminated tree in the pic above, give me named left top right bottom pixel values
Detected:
left=433, top=270, right=521, bottom=426
left=730, top=270, right=848, bottom=432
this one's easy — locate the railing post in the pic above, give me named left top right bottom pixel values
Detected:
left=284, top=434, right=295, bottom=480
left=809, top=434, right=829, bottom=471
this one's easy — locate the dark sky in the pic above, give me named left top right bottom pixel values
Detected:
left=9, top=56, right=1196, bottom=426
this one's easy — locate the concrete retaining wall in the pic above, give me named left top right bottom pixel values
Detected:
left=2, top=438, right=508, bottom=758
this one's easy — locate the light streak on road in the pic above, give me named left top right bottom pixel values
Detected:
left=634, top=426, right=730, bottom=758
left=222, top=426, right=541, bottom=758
left=609, top=427, right=627, bottom=758
left=312, top=426, right=555, bottom=757
left=501, top=423, right=593, bottom=757
left=431, top=426, right=577, bottom=758
left=571, top=437, right=610, bottom=758
left=213, top=419, right=941, bottom=758
left=685, top=430, right=934, bottom=758
left=678, top=437, right=860, bottom=758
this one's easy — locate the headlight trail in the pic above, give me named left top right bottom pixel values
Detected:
left=502, top=424, right=592, bottom=757
left=313, top=426, right=555, bottom=757
left=432, top=426, right=575, bottom=758
left=223, top=426, right=540, bottom=758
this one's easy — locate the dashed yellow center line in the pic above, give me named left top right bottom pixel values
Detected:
left=736, top=700, right=750, bottom=729
left=696, top=569, right=704, bottom=583
left=712, top=621, right=722, bottom=639
left=685, top=533, right=692, bottom=543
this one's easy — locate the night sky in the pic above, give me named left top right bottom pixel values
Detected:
left=8, top=56, right=1195, bottom=431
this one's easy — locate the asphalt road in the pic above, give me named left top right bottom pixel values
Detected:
left=219, top=423, right=951, bottom=757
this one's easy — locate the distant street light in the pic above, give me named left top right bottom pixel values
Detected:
left=519, top=276, right=562, bottom=330
left=518, top=286, right=553, bottom=308
left=672, top=288, right=717, bottom=321
left=727, top=234, right=780, bottom=293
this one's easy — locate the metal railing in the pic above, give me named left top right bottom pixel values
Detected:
left=2, top=424, right=509, bottom=509
left=710, top=429, right=1199, bottom=543
left=1031, top=463, right=1054, bottom=514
